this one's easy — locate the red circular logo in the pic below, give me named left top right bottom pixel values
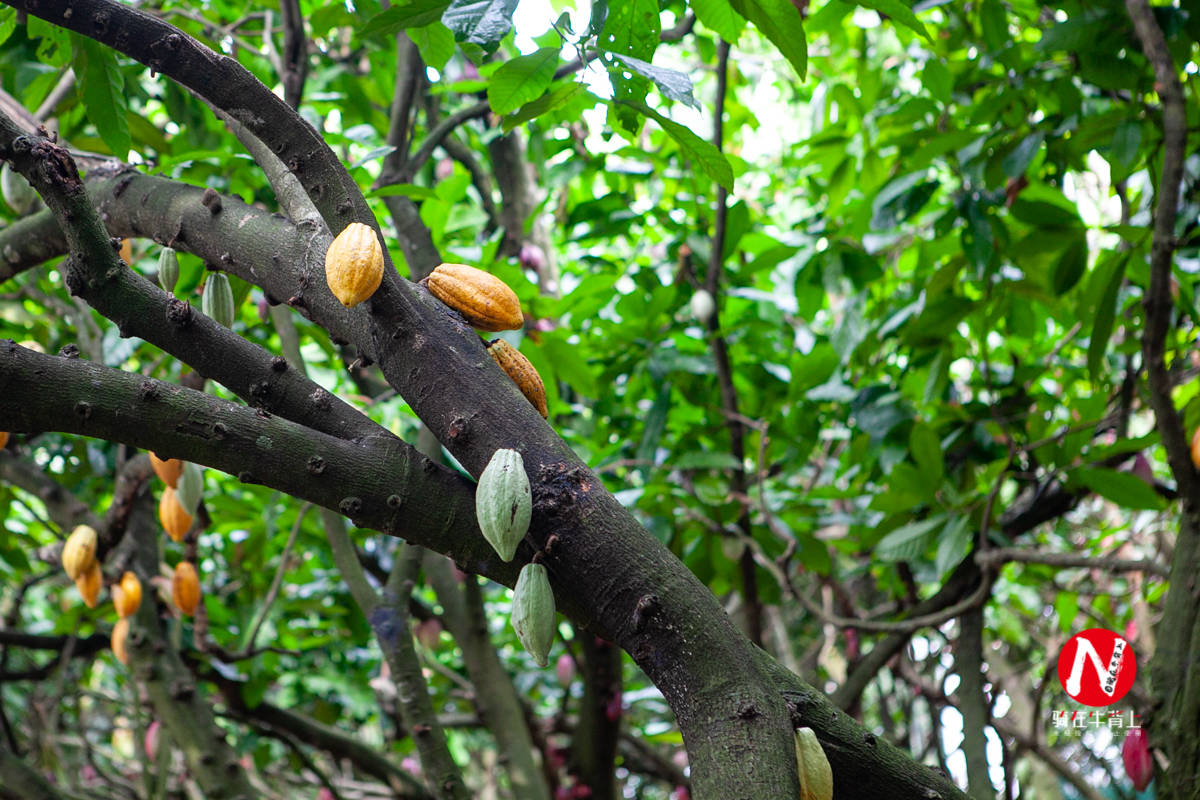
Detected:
left=1057, top=628, right=1137, bottom=706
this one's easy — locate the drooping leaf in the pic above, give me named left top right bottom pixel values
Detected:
left=360, top=0, right=452, bottom=39
left=729, top=0, right=807, bottom=77
left=616, top=102, right=734, bottom=190
left=1071, top=467, right=1166, bottom=510
left=611, top=53, right=698, bottom=109
left=502, top=83, right=589, bottom=132
left=441, top=0, right=519, bottom=47
left=410, top=21, right=457, bottom=71
left=842, top=0, right=931, bottom=41
left=73, top=36, right=130, bottom=159
left=875, top=515, right=946, bottom=562
left=691, top=0, right=747, bottom=42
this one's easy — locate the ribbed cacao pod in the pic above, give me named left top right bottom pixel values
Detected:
left=793, top=727, right=833, bottom=800
left=159, top=487, right=193, bottom=542
left=111, top=617, right=130, bottom=665
left=426, top=263, right=523, bottom=331
left=119, top=238, right=133, bottom=265
left=202, top=272, right=236, bottom=328
left=62, top=524, right=99, bottom=580
left=175, top=461, right=203, bottom=515
left=1191, top=427, right=1200, bottom=471
left=1122, top=728, right=1153, bottom=791
left=487, top=339, right=548, bottom=418
left=0, top=431, right=8, bottom=449
left=1, top=163, right=38, bottom=215
left=76, top=560, right=102, bottom=608
left=475, top=448, right=532, bottom=562
left=158, top=247, right=180, bottom=294
left=150, top=453, right=184, bottom=488
left=113, top=571, right=142, bottom=618
left=172, top=561, right=201, bottom=616
left=512, top=562, right=555, bottom=667
left=324, top=222, right=384, bottom=307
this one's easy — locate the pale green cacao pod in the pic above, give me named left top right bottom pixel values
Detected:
left=202, top=272, right=235, bottom=328
left=1, top=163, right=38, bottom=216
left=512, top=563, right=555, bottom=667
left=475, top=448, right=531, bottom=562
left=175, top=461, right=203, bottom=515
left=158, top=247, right=180, bottom=294
left=794, top=727, right=833, bottom=800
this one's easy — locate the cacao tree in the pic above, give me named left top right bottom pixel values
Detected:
left=0, top=0, right=1197, bottom=798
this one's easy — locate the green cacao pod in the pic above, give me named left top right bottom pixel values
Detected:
left=475, top=448, right=532, bottom=562
left=426, top=263, right=523, bottom=331
left=175, top=461, right=203, bottom=515
left=1, top=163, right=38, bottom=216
left=793, top=727, right=834, bottom=800
left=158, top=247, right=180, bottom=294
left=62, top=524, right=99, bottom=581
left=202, top=272, right=236, bottom=328
left=512, top=562, right=555, bottom=667
left=324, top=222, right=384, bottom=307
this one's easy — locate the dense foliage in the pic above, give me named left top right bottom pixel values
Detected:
left=1, top=0, right=1198, bottom=798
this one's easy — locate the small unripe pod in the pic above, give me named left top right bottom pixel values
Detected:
left=690, top=289, right=716, bottom=325
left=62, top=525, right=99, bottom=580
left=113, top=571, right=142, bottom=618
left=172, top=561, right=201, bottom=615
left=426, top=263, right=523, bottom=331
left=793, top=727, right=833, bottom=800
left=159, top=487, right=193, bottom=542
left=76, top=560, right=102, bottom=608
left=512, top=563, right=556, bottom=667
left=111, top=617, right=130, bottom=665
left=150, top=453, right=184, bottom=488
left=158, top=247, right=180, bottom=294
left=324, top=222, right=384, bottom=307
left=487, top=339, right=548, bottom=418
left=475, top=449, right=532, bottom=562
left=202, top=272, right=236, bottom=328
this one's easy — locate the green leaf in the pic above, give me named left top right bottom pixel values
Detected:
left=601, top=0, right=660, bottom=130
left=876, top=515, right=945, bottom=562
left=73, top=36, right=130, bottom=159
left=728, top=0, right=806, bottom=78
left=636, top=382, right=673, bottom=468
left=410, top=21, right=456, bottom=71
left=910, top=422, right=944, bottom=483
left=441, top=0, right=518, bottom=46
left=0, top=7, right=16, bottom=47
left=1085, top=252, right=1128, bottom=380
left=610, top=53, right=698, bottom=109
left=1050, top=233, right=1088, bottom=296
left=502, top=83, right=588, bottom=132
left=1002, top=132, right=1044, bottom=178
left=541, top=334, right=598, bottom=398
left=616, top=102, right=734, bottom=190
left=366, top=183, right=440, bottom=201
left=487, top=48, right=559, bottom=115
left=1070, top=467, right=1166, bottom=510
left=935, top=515, right=972, bottom=577
left=692, top=0, right=746, bottom=42
left=360, top=0, right=451, bottom=39
left=842, top=0, right=930, bottom=41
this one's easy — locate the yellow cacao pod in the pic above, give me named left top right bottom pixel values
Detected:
left=62, top=524, right=99, bottom=580
left=794, top=727, right=834, bottom=800
left=159, top=487, right=193, bottom=542
left=113, top=571, right=142, bottom=618
left=172, top=561, right=201, bottom=616
left=426, top=263, right=523, bottom=331
left=119, top=238, right=132, bottom=265
left=75, top=560, right=102, bottom=608
left=324, top=222, right=384, bottom=307
left=487, top=339, right=548, bottom=418
left=0, top=431, right=8, bottom=449
left=111, top=617, right=130, bottom=665
left=150, top=453, right=184, bottom=488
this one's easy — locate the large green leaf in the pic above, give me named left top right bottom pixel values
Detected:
left=842, top=0, right=931, bottom=41
left=441, top=0, right=519, bottom=46
left=72, top=36, right=130, bottom=159
left=487, top=48, right=559, bottom=115
left=728, top=0, right=806, bottom=77
left=1071, top=467, right=1166, bottom=511
left=876, top=515, right=945, bottom=562
left=616, top=102, right=734, bottom=190
left=692, top=0, right=746, bottom=42
left=359, top=0, right=452, bottom=39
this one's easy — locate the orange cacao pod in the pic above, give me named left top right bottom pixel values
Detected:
left=0, top=431, right=8, bottom=449
left=111, top=617, right=130, bottom=664
left=1191, top=427, right=1200, bottom=471
left=119, top=238, right=132, bottom=265
left=62, top=524, right=98, bottom=580
left=172, top=561, right=201, bottom=616
left=159, top=487, right=193, bottom=542
left=426, top=263, right=523, bottom=331
left=75, top=560, right=102, bottom=608
left=150, top=453, right=184, bottom=488
left=487, top=339, right=548, bottom=418
left=113, top=571, right=142, bottom=618
left=324, top=222, right=384, bottom=307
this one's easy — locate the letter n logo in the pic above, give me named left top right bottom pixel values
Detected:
left=1057, top=628, right=1137, bottom=706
